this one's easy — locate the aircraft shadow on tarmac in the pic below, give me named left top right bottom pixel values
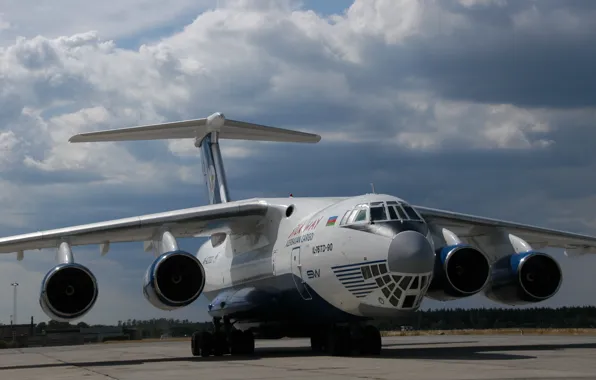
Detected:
left=3, top=341, right=596, bottom=370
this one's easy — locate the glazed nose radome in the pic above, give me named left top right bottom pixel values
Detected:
left=388, top=230, right=435, bottom=274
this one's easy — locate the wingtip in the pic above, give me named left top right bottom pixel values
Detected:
left=69, top=134, right=89, bottom=143
left=68, top=134, right=82, bottom=143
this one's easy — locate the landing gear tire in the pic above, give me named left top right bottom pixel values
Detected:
left=212, top=331, right=228, bottom=356
left=310, top=333, right=325, bottom=353
left=229, top=329, right=255, bottom=356
left=360, top=326, right=382, bottom=356
left=327, top=326, right=351, bottom=356
left=230, top=330, right=244, bottom=356
left=243, top=330, right=255, bottom=355
left=191, top=332, right=201, bottom=356
left=200, top=331, right=214, bottom=357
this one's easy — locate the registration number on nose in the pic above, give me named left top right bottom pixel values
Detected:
left=312, top=243, right=333, bottom=254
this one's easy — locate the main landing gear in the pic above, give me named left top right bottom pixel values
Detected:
left=191, top=317, right=255, bottom=357
left=310, top=324, right=382, bottom=356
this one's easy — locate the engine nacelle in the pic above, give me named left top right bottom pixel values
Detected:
left=484, top=251, right=562, bottom=305
left=426, top=244, right=491, bottom=301
left=143, top=250, right=206, bottom=310
left=39, top=263, right=99, bottom=322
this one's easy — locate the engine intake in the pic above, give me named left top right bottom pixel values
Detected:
left=485, top=251, right=562, bottom=305
left=40, top=263, right=99, bottom=322
left=426, top=244, right=491, bottom=301
left=143, top=250, right=206, bottom=310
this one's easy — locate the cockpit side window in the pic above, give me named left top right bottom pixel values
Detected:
left=347, top=205, right=364, bottom=224
left=339, top=210, right=351, bottom=225
left=354, top=208, right=368, bottom=222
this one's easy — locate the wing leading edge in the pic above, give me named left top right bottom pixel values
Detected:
left=415, top=206, right=596, bottom=257
left=0, top=199, right=269, bottom=255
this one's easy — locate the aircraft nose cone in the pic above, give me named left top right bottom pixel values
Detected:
left=388, top=230, right=435, bottom=274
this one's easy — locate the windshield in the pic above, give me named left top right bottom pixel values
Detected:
left=339, top=200, right=423, bottom=225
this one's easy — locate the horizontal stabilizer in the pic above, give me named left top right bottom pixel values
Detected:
left=69, top=112, right=321, bottom=144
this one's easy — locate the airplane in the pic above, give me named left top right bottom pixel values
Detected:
left=1, top=111, right=596, bottom=357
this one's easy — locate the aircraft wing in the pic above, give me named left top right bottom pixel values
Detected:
left=0, top=199, right=269, bottom=255
left=414, top=206, right=596, bottom=257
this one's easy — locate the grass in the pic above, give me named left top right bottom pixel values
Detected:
left=102, top=337, right=190, bottom=344
left=100, top=328, right=596, bottom=344
left=382, top=328, right=596, bottom=337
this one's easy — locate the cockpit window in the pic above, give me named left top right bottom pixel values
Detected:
left=347, top=209, right=359, bottom=224
left=354, top=208, right=368, bottom=222
left=370, top=205, right=387, bottom=222
left=339, top=210, right=351, bottom=225
left=340, top=200, right=424, bottom=226
left=392, top=205, right=408, bottom=220
left=401, top=204, right=421, bottom=221
left=387, top=206, right=398, bottom=220
left=346, top=204, right=369, bottom=224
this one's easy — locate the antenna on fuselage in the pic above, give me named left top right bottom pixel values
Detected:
left=370, top=182, right=376, bottom=194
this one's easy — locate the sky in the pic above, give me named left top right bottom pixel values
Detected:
left=1, top=0, right=596, bottom=326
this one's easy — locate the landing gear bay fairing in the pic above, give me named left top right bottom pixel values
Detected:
left=1, top=112, right=596, bottom=356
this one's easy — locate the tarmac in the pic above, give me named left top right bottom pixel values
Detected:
left=1, top=334, right=596, bottom=380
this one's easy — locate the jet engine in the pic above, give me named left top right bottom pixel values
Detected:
left=484, top=251, right=562, bottom=305
left=40, top=263, right=99, bottom=322
left=426, top=244, right=491, bottom=301
left=143, top=250, right=206, bottom=310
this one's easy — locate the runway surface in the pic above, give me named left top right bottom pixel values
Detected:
left=1, top=334, right=596, bottom=380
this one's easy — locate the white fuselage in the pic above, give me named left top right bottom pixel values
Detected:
left=195, top=193, right=435, bottom=324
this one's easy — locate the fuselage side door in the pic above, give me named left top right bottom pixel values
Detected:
left=291, top=246, right=312, bottom=301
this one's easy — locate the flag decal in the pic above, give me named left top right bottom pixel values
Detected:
left=326, top=216, right=338, bottom=226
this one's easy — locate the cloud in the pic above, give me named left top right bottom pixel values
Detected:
left=0, top=1, right=216, bottom=46
left=0, top=0, right=596, bottom=324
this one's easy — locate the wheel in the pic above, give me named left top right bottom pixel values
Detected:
left=310, top=333, right=325, bottom=353
left=327, top=326, right=351, bottom=356
left=243, top=330, right=255, bottom=355
left=212, top=331, right=228, bottom=356
left=191, top=332, right=201, bottom=356
left=229, top=330, right=245, bottom=355
left=361, top=325, right=381, bottom=355
left=199, top=331, right=213, bottom=357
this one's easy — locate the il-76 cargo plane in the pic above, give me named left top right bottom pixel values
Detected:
left=1, top=112, right=596, bottom=356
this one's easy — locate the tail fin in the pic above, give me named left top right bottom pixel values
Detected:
left=69, top=112, right=321, bottom=204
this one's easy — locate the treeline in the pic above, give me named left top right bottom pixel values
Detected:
left=35, top=318, right=213, bottom=339
left=374, top=306, right=596, bottom=331
left=29, top=307, right=596, bottom=339
left=113, top=318, right=213, bottom=338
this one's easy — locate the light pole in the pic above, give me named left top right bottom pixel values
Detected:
left=10, top=282, right=18, bottom=325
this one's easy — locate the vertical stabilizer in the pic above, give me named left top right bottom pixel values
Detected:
left=198, top=131, right=230, bottom=204
left=69, top=112, right=321, bottom=205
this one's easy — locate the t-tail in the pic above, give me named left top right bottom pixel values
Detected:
left=69, top=112, right=321, bottom=204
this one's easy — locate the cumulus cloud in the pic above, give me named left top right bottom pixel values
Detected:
left=0, top=0, right=215, bottom=46
left=0, top=0, right=596, bottom=323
